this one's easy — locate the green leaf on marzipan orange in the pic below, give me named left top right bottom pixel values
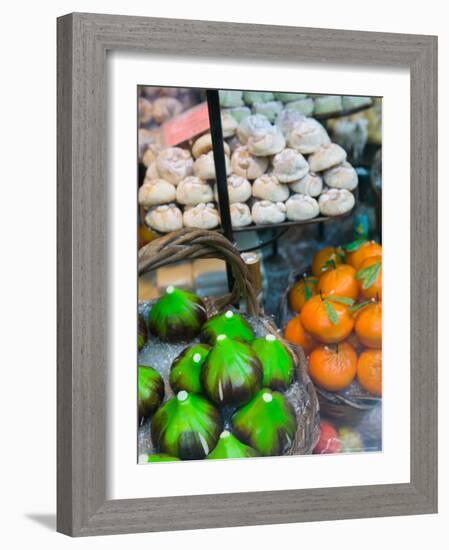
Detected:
left=349, top=300, right=372, bottom=314
left=355, top=261, right=381, bottom=289
left=323, top=300, right=339, bottom=325
left=328, top=295, right=355, bottom=307
left=343, top=239, right=367, bottom=252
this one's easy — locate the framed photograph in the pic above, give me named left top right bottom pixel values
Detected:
left=57, top=13, right=437, bottom=536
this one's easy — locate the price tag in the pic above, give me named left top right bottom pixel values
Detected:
left=162, top=102, right=210, bottom=146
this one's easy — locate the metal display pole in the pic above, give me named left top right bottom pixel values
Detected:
left=206, top=89, right=235, bottom=293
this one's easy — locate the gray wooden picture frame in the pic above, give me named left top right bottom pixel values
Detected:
left=57, top=12, right=438, bottom=537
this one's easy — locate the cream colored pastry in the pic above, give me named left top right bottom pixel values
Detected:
left=285, top=194, right=320, bottom=221
left=183, top=203, right=220, bottom=229
left=275, top=108, right=305, bottom=137
left=287, top=98, right=314, bottom=117
left=193, top=150, right=231, bottom=180
left=323, top=161, right=358, bottom=191
left=251, top=200, right=286, bottom=225
left=289, top=172, right=323, bottom=197
left=230, top=146, right=268, bottom=180
left=308, top=143, right=347, bottom=172
left=156, top=147, right=193, bottom=185
left=219, top=90, right=244, bottom=108
left=138, top=97, right=153, bottom=125
left=145, top=204, right=183, bottom=233
left=287, top=117, right=330, bottom=154
left=319, top=188, right=355, bottom=216
left=272, top=148, right=309, bottom=183
left=313, top=95, right=343, bottom=115
left=253, top=101, right=283, bottom=123
left=252, top=174, right=290, bottom=202
left=176, top=176, right=213, bottom=205
left=273, top=92, right=308, bottom=103
left=191, top=134, right=230, bottom=159
left=152, top=97, right=183, bottom=124
left=138, top=128, right=162, bottom=165
left=237, top=114, right=272, bottom=144
left=230, top=203, right=252, bottom=227
left=145, top=162, right=159, bottom=180
left=138, top=178, right=176, bottom=207
left=214, top=175, right=252, bottom=204
left=247, top=125, right=286, bottom=156
left=242, top=91, right=275, bottom=105
left=221, top=110, right=238, bottom=138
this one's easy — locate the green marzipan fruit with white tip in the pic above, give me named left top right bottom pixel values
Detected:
left=148, top=286, right=207, bottom=342
left=201, top=334, right=263, bottom=407
left=138, top=365, right=165, bottom=421
left=151, top=391, right=223, bottom=460
left=251, top=334, right=295, bottom=391
left=200, top=310, right=254, bottom=345
left=231, top=389, right=297, bottom=456
left=169, top=344, right=210, bottom=394
left=145, top=453, right=180, bottom=463
left=138, top=314, right=147, bottom=351
left=207, top=430, right=260, bottom=460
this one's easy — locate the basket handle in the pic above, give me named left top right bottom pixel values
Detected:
left=138, top=228, right=261, bottom=316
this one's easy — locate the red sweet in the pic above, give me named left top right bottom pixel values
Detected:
left=313, top=420, right=342, bottom=454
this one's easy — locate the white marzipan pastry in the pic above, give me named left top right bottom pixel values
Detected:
left=242, top=91, right=275, bottom=105
left=221, top=110, right=238, bottom=138
left=287, top=117, right=330, bottom=154
left=215, top=175, right=252, bottom=204
left=253, top=174, right=290, bottom=202
left=272, top=148, right=309, bottom=183
left=230, top=203, right=252, bottom=227
left=253, top=101, right=283, bottom=123
left=319, top=188, right=355, bottom=216
left=230, top=146, right=268, bottom=180
left=145, top=162, right=159, bottom=181
left=247, top=125, right=286, bottom=156
left=183, top=203, right=220, bottom=229
left=289, top=172, right=323, bottom=197
left=276, top=109, right=305, bottom=137
left=152, top=97, right=183, bottom=124
left=193, top=151, right=231, bottom=180
left=285, top=194, right=320, bottom=221
left=138, top=178, right=176, bottom=207
left=237, top=114, right=272, bottom=144
left=308, top=143, right=347, bottom=172
left=251, top=200, right=286, bottom=225
left=145, top=204, right=183, bottom=233
left=192, top=134, right=230, bottom=159
left=323, top=161, right=358, bottom=191
left=176, top=176, right=213, bottom=205
left=138, top=97, right=153, bottom=125
left=219, top=90, right=244, bottom=108
left=156, top=147, right=193, bottom=185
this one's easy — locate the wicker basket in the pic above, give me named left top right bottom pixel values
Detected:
left=138, top=228, right=320, bottom=456
left=279, top=266, right=381, bottom=425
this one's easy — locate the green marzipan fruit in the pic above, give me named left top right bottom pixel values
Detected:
left=151, top=391, right=223, bottom=460
left=169, top=344, right=210, bottom=394
left=148, top=286, right=207, bottom=342
left=145, top=453, right=180, bottom=463
left=200, top=310, right=254, bottom=345
left=138, top=365, right=165, bottom=421
left=201, top=335, right=262, bottom=407
left=207, top=430, right=260, bottom=460
left=231, top=389, right=297, bottom=456
left=138, top=315, right=148, bottom=351
left=251, top=335, right=294, bottom=391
